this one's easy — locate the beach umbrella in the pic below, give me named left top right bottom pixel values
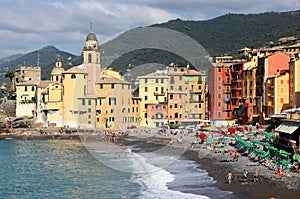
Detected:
left=279, top=150, right=292, bottom=156
left=279, top=160, right=292, bottom=166
left=199, top=133, right=208, bottom=141
left=247, top=132, right=255, bottom=135
left=250, top=139, right=261, bottom=144
left=206, top=138, right=214, bottom=144
left=293, top=154, right=300, bottom=164
left=218, top=137, right=229, bottom=141
left=268, top=146, right=278, bottom=152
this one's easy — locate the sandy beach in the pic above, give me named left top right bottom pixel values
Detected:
left=119, top=134, right=300, bottom=199
left=1, top=128, right=300, bottom=199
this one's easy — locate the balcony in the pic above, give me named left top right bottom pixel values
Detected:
left=231, top=86, right=242, bottom=90
left=223, top=107, right=232, bottom=112
left=154, top=92, right=166, bottom=96
left=189, top=99, right=204, bottom=103
left=231, top=79, right=242, bottom=83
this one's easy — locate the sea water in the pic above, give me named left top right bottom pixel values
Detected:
left=0, top=139, right=230, bottom=199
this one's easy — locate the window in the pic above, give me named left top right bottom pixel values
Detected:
left=88, top=100, right=91, bottom=105
left=281, top=79, right=284, bottom=84
left=145, top=87, right=148, bottom=92
left=31, top=86, right=35, bottom=91
left=170, top=94, right=173, bottom=99
left=218, top=93, right=221, bottom=99
left=218, top=76, right=222, bottom=81
left=218, top=102, right=221, bottom=107
left=111, top=109, right=114, bottom=113
left=99, top=84, right=103, bottom=89
left=109, top=117, right=115, bottom=122
left=109, top=97, right=116, bottom=105
left=170, top=76, right=174, bottom=84
left=170, top=85, right=174, bottom=90
left=156, top=79, right=159, bottom=83
left=161, top=79, right=164, bottom=83
left=179, top=76, right=182, bottom=81
left=88, top=53, right=92, bottom=63
left=218, top=112, right=221, bottom=117
left=145, top=96, right=148, bottom=100
left=96, top=99, right=101, bottom=105
left=88, top=108, right=91, bottom=113
left=179, top=86, right=182, bottom=91
left=174, top=104, right=178, bottom=108
left=218, top=85, right=222, bottom=90
left=111, top=84, right=115, bottom=89
left=25, top=86, right=27, bottom=91
left=132, top=107, right=134, bottom=112
left=155, top=87, right=158, bottom=92
left=218, top=68, right=222, bottom=73
left=170, top=105, right=172, bottom=109
left=145, top=79, right=148, bottom=83
left=280, top=97, right=284, bottom=103
left=82, top=99, right=85, bottom=105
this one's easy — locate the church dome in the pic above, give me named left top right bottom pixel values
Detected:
left=51, top=67, right=65, bottom=76
left=86, top=32, right=97, bottom=41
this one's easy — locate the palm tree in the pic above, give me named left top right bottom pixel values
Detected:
left=5, top=70, right=14, bottom=82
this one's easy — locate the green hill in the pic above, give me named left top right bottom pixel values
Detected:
left=103, top=10, right=300, bottom=74
left=0, top=46, right=81, bottom=81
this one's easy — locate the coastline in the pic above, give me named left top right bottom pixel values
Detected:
left=120, top=135, right=300, bottom=199
left=1, top=131, right=300, bottom=199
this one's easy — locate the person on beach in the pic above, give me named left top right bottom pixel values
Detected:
left=226, top=171, right=233, bottom=184
left=253, top=170, right=259, bottom=182
left=243, top=169, right=248, bottom=181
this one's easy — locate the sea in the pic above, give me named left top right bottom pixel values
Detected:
left=0, top=139, right=231, bottom=199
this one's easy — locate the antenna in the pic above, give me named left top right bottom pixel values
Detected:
left=90, top=22, right=93, bottom=33
left=37, top=53, right=40, bottom=67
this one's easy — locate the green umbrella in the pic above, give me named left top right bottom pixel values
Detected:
left=218, top=137, right=229, bottom=141
left=206, top=138, right=214, bottom=144
left=279, top=160, right=292, bottom=166
left=250, top=139, right=261, bottom=144
left=268, top=146, right=278, bottom=151
left=279, top=150, right=292, bottom=156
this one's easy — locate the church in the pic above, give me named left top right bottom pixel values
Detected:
left=15, top=29, right=141, bottom=130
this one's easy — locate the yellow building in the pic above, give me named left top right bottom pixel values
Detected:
left=289, top=58, right=300, bottom=108
left=92, top=69, right=133, bottom=131
left=62, top=66, right=87, bottom=128
left=138, top=70, right=168, bottom=128
left=168, top=65, right=206, bottom=126
left=265, top=71, right=290, bottom=117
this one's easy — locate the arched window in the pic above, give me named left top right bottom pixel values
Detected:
left=71, top=74, right=76, bottom=79
left=56, top=76, right=59, bottom=81
left=88, top=53, right=92, bottom=63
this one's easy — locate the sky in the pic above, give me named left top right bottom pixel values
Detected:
left=0, top=0, right=299, bottom=58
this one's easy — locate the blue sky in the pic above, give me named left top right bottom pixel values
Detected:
left=0, top=0, right=299, bottom=58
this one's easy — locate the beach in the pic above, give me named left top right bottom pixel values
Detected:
left=119, top=133, right=300, bottom=199
left=1, top=128, right=300, bottom=199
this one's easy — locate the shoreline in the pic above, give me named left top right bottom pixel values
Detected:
left=120, top=135, right=300, bottom=199
left=2, top=131, right=300, bottom=199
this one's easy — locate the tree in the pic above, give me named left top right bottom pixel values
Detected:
left=5, top=70, right=14, bottom=82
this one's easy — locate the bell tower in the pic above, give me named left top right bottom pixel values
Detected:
left=83, top=23, right=101, bottom=94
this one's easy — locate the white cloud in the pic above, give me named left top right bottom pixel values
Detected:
left=0, top=0, right=298, bottom=57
